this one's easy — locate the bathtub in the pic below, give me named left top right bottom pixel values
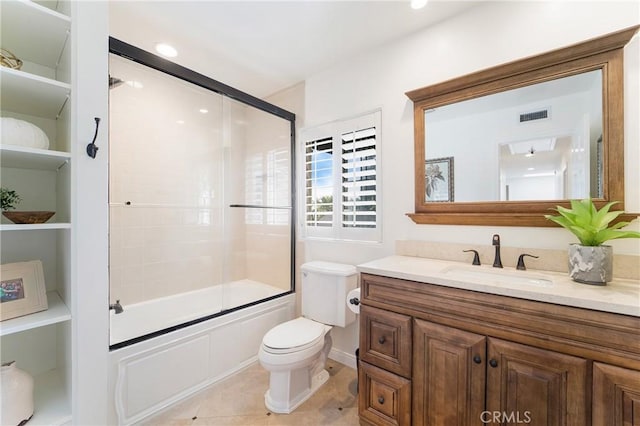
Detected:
left=110, top=279, right=287, bottom=346
left=107, top=281, right=295, bottom=425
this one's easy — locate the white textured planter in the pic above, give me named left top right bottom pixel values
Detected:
left=0, top=361, right=34, bottom=425
left=568, top=244, right=613, bottom=285
left=0, top=117, right=50, bottom=150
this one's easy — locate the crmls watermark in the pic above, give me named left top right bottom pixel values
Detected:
left=480, top=411, right=532, bottom=424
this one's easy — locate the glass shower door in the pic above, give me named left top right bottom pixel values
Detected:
left=220, top=96, right=293, bottom=310
left=109, top=52, right=226, bottom=344
left=108, top=38, right=295, bottom=346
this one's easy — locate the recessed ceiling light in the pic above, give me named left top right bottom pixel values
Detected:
left=411, top=0, right=428, bottom=10
left=199, top=109, right=208, bottom=114
left=156, top=43, right=178, bottom=58
left=177, top=120, right=185, bottom=124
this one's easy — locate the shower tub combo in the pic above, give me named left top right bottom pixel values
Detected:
left=107, top=38, right=297, bottom=425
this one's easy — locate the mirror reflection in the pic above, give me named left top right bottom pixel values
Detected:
left=425, top=70, right=602, bottom=203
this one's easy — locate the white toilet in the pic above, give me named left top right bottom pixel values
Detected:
left=258, top=261, right=358, bottom=414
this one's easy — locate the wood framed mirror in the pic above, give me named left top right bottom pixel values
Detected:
left=406, top=26, right=639, bottom=226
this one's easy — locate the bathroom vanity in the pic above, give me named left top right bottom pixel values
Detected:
left=356, top=256, right=640, bottom=426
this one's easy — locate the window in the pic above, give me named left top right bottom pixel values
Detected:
left=301, top=110, right=381, bottom=241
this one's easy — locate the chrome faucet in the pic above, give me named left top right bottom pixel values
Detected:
left=492, top=234, right=503, bottom=268
left=109, top=300, right=124, bottom=314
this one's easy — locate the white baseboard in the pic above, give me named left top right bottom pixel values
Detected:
left=329, top=348, right=357, bottom=370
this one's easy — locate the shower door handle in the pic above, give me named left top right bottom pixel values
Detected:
left=229, top=204, right=291, bottom=209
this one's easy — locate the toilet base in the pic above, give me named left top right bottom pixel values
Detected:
left=264, top=368, right=330, bottom=414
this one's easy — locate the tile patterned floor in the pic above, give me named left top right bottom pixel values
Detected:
left=139, top=359, right=359, bottom=425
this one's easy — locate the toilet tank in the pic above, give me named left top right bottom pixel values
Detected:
left=301, top=261, right=359, bottom=327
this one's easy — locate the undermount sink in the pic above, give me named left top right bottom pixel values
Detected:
left=441, top=266, right=554, bottom=288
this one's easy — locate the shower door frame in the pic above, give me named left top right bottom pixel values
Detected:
left=108, top=37, right=296, bottom=348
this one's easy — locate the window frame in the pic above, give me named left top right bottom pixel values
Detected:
left=300, top=110, right=382, bottom=242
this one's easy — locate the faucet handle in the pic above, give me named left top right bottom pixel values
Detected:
left=516, top=254, right=539, bottom=270
left=463, top=249, right=481, bottom=265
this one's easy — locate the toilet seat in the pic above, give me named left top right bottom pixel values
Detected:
left=262, top=317, right=329, bottom=354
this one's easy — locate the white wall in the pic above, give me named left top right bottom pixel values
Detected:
left=301, top=1, right=640, bottom=360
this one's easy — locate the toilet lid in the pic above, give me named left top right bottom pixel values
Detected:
left=263, top=317, right=327, bottom=350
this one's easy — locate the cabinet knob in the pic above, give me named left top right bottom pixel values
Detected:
left=489, top=359, right=498, bottom=368
left=378, top=396, right=385, bottom=404
left=378, top=336, right=386, bottom=344
left=473, top=355, right=482, bottom=364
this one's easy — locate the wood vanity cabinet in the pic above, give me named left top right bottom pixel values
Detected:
left=358, top=273, right=640, bottom=426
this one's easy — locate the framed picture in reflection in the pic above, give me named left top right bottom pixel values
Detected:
left=425, top=156, right=454, bottom=202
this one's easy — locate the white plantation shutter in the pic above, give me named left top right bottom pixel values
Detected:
left=341, top=127, right=376, bottom=228
left=245, top=148, right=290, bottom=225
left=245, top=153, right=263, bottom=224
left=301, top=110, right=381, bottom=242
left=266, top=148, right=289, bottom=225
left=305, top=137, right=333, bottom=228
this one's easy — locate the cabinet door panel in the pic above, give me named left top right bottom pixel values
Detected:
left=359, top=361, right=411, bottom=426
left=486, top=338, right=587, bottom=426
left=413, top=319, right=486, bottom=426
left=593, top=362, right=640, bottom=426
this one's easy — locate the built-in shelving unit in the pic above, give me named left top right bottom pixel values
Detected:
left=0, top=1, right=73, bottom=424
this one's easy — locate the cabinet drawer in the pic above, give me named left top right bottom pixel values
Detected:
left=359, top=361, right=411, bottom=426
left=360, top=305, right=412, bottom=378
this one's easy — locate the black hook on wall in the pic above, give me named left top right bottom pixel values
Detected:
left=86, top=117, right=101, bottom=158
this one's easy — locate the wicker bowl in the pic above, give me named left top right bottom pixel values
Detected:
left=2, top=211, right=55, bottom=224
left=1, top=48, right=23, bottom=70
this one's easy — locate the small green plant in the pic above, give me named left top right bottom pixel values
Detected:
left=545, top=198, right=640, bottom=246
left=0, top=187, right=21, bottom=211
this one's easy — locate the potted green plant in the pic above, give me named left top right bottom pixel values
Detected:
left=545, top=198, right=640, bottom=285
left=1, top=187, right=21, bottom=211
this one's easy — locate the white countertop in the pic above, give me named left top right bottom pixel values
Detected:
left=357, top=255, right=640, bottom=317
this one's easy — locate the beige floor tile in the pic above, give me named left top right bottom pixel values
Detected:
left=141, top=359, right=358, bottom=426
left=193, top=415, right=270, bottom=425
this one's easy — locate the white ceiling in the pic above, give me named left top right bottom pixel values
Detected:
left=109, top=1, right=480, bottom=98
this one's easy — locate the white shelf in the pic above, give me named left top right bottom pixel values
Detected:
left=0, top=223, right=71, bottom=231
left=0, top=291, right=71, bottom=337
left=0, top=67, right=71, bottom=118
left=0, top=0, right=70, bottom=69
left=0, top=144, right=70, bottom=170
left=30, top=369, right=72, bottom=426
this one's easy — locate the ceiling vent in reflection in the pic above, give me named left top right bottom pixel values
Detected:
left=519, top=108, right=549, bottom=123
